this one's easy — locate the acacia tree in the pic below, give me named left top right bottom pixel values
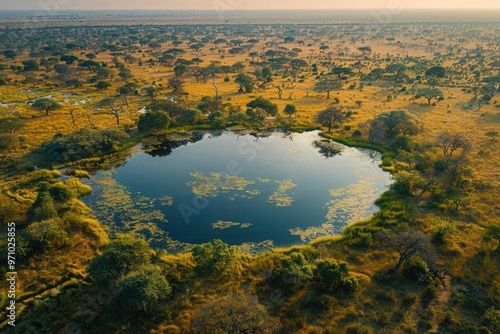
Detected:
left=331, top=67, right=352, bottom=80
left=415, top=88, right=444, bottom=105
left=313, top=78, right=342, bottom=98
left=118, top=82, right=139, bottom=107
left=168, top=76, right=184, bottom=94
left=471, top=94, right=492, bottom=111
left=192, top=293, right=278, bottom=334
left=98, top=97, right=126, bottom=125
left=373, top=110, right=421, bottom=137
left=435, top=131, right=471, bottom=159
left=435, top=131, right=472, bottom=188
left=235, top=73, right=254, bottom=93
left=32, top=98, right=61, bottom=116
left=316, top=107, right=345, bottom=132
left=376, top=228, right=436, bottom=271
left=142, top=85, right=159, bottom=101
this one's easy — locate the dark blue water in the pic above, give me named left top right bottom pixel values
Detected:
left=82, top=131, right=392, bottom=248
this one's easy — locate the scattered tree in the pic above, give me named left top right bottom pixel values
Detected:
left=97, top=97, right=126, bottom=125
left=415, top=88, right=444, bottom=105
left=246, top=97, right=278, bottom=117
left=142, top=85, right=159, bottom=101
left=192, top=293, right=278, bottom=334
left=313, top=78, right=342, bottom=98
left=96, top=80, right=111, bottom=90
left=284, top=104, right=297, bottom=124
left=22, top=59, right=39, bottom=71
left=316, top=107, right=345, bottom=132
left=3, top=50, right=17, bottom=59
left=376, top=228, right=436, bottom=271
left=138, top=110, right=170, bottom=133
left=32, top=98, right=61, bottom=116
left=425, top=65, right=446, bottom=78
left=235, top=73, right=254, bottom=93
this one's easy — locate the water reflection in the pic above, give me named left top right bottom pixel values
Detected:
left=81, top=130, right=392, bottom=251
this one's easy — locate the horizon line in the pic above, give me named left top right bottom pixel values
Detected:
left=1, top=8, right=500, bottom=11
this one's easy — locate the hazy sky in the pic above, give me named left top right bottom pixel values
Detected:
left=1, top=0, right=499, bottom=10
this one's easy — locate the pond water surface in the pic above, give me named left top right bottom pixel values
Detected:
left=81, top=131, right=392, bottom=252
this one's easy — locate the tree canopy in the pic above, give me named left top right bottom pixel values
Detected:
left=235, top=73, right=254, bottom=93
left=246, top=97, right=278, bottom=117
left=138, top=110, right=170, bottom=134
left=313, top=78, right=342, bottom=98
left=87, top=235, right=152, bottom=287
left=32, top=98, right=61, bottom=115
left=415, top=88, right=444, bottom=105
left=316, top=107, right=345, bottom=132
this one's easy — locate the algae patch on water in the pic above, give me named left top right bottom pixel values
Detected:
left=267, top=179, right=298, bottom=207
left=84, top=171, right=173, bottom=244
left=212, top=220, right=253, bottom=230
left=289, top=179, right=378, bottom=242
left=187, top=172, right=256, bottom=198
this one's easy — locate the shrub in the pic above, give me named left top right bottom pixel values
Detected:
left=25, top=219, right=68, bottom=251
left=192, top=239, right=237, bottom=276
left=96, top=80, right=111, bottom=90
left=313, top=258, right=358, bottom=296
left=403, top=257, right=431, bottom=284
left=417, top=319, right=432, bottom=332
left=87, top=235, right=152, bottom=286
left=270, top=252, right=313, bottom=292
left=113, top=266, right=171, bottom=312
left=352, top=130, right=362, bottom=137
left=28, top=191, right=58, bottom=222
left=48, top=182, right=74, bottom=202
left=177, top=109, right=203, bottom=125
left=381, top=156, right=393, bottom=167
left=65, top=178, right=92, bottom=197
left=40, top=128, right=129, bottom=163
left=421, top=285, right=438, bottom=305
